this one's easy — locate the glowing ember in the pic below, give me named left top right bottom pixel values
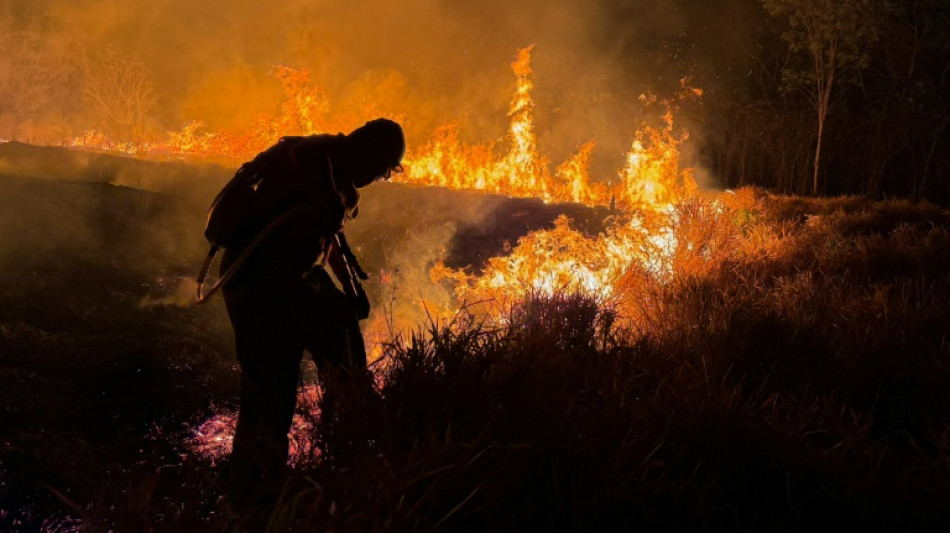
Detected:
left=188, top=408, right=236, bottom=465
left=188, top=384, right=324, bottom=466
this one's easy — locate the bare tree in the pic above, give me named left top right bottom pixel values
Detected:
left=0, top=15, right=81, bottom=140
left=82, top=52, right=157, bottom=142
left=761, top=0, right=879, bottom=195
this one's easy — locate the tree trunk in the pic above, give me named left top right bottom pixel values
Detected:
left=811, top=40, right=836, bottom=196
left=812, top=118, right=823, bottom=195
left=915, top=135, right=938, bottom=203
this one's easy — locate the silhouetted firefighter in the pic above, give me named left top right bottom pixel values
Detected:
left=196, top=118, right=405, bottom=511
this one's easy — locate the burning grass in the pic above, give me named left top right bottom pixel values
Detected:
left=164, top=191, right=950, bottom=531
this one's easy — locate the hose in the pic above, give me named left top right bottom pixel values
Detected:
left=195, top=204, right=311, bottom=303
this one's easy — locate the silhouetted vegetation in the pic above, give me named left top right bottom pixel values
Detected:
left=695, top=0, right=950, bottom=203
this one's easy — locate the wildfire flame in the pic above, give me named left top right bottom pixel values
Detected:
left=85, top=45, right=722, bottom=464
left=71, top=43, right=710, bottom=355
left=394, top=46, right=700, bottom=324
left=396, top=46, right=556, bottom=201
left=397, top=46, right=697, bottom=212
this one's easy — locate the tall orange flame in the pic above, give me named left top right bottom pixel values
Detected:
left=69, top=46, right=707, bottom=336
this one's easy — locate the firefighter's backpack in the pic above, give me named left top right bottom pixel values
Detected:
left=196, top=136, right=308, bottom=302
left=204, top=136, right=305, bottom=248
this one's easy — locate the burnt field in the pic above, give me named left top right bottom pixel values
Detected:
left=2, top=144, right=950, bottom=531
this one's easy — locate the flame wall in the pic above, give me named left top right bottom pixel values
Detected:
left=1, top=0, right=716, bottom=178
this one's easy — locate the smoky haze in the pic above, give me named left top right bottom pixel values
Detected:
left=0, top=0, right=729, bottom=180
left=0, top=0, right=748, bottom=334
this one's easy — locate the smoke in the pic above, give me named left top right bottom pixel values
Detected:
left=349, top=182, right=505, bottom=335
left=367, top=220, right=458, bottom=338
left=0, top=0, right=730, bottom=180
left=139, top=276, right=199, bottom=308
left=0, top=0, right=749, bottom=340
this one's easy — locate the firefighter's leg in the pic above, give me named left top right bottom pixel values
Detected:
left=224, top=286, right=304, bottom=510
